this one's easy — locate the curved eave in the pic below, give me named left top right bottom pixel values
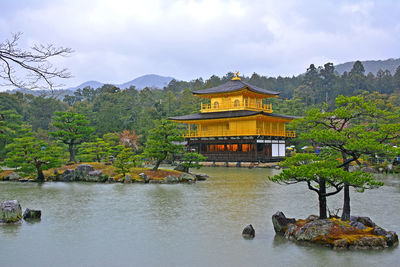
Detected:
left=169, top=111, right=299, bottom=123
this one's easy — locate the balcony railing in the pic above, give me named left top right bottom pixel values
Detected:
left=184, top=129, right=296, bottom=138
left=200, top=102, right=272, bottom=113
left=285, top=131, right=296, bottom=138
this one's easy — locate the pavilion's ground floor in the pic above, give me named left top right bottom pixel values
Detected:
left=186, top=135, right=287, bottom=162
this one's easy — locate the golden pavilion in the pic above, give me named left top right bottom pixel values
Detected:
left=169, top=72, right=297, bottom=162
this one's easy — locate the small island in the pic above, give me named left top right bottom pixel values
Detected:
left=272, top=211, right=398, bottom=249
left=0, top=162, right=207, bottom=184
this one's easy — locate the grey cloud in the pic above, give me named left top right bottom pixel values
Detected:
left=0, top=0, right=399, bottom=90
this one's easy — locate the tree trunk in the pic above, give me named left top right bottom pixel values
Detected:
left=69, top=143, right=76, bottom=163
left=341, top=183, right=350, bottom=221
left=341, top=154, right=351, bottom=220
left=37, top=168, right=45, bottom=183
left=153, top=152, right=167, bottom=171
left=185, top=161, right=191, bottom=173
left=153, top=159, right=162, bottom=171
left=318, top=178, right=327, bottom=219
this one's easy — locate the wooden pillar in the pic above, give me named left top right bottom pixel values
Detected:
left=188, top=123, right=191, bottom=136
left=254, top=139, right=257, bottom=161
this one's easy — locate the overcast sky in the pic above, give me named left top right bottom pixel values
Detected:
left=1, top=0, right=399, bottom=88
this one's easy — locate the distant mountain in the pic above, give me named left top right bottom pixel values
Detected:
left=4, top=74, right=175, bottom=99
left=66, top=74, right=174, bottom=91
left=68, top=80, right=105, bottom=91
left=335, top=58, right=400, bottom=75
left=117, top=74, right=174, bottom=89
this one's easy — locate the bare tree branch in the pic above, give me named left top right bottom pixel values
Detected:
left=0, top=32, right=73, bottom=92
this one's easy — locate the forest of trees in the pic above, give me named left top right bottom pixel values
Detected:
left=1, top=61, right=400, bottom=160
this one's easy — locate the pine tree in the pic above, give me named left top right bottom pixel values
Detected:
left=50, top=111, right=94, bottom=162
left=144, top=120, right=184, bottom=171
left=5, top=131, right=62, bottom=182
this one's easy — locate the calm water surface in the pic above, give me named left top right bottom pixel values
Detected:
left=0, top=167, right=399, bottom=267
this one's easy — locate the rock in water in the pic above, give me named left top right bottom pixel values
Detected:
left=124, top=175, right=132, bottom=184
left=272, top=211, right=296, bottom=234
left=4, top=172, right=21, bottom=181
left=272, top=213, right=399, bottom=249
left=385, top=231, right=399, bottom=247
left=23, top=208, right=41, bottom=220
left=294, top=219, right=334, bottom=241
left=333, top=238, right=348, bottom=249
left=242, top=224, right=255, bottom=239
left=87, top=170, right=104, bottom=182
left=194, top=173, right=209, bottom=181
left=106, top=177, right=115, bottom=183
left=1, top=200, right=22, bottom=223
left=61, top=169, right=76, bottom=182
left=164, top=175, right=178, bottom=184
left=75, top=164, right=94, bottom=180
left=174, top=164, right=187, bottom=172
left=353, top=236, right=386, bottom=249
left=178, top=173, right=196, bottom=183
left=139, top=173, right=149, bottom=183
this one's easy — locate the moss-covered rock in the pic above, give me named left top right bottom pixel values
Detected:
left=61, top=169, right=76, bottom=182
left=178, top=173, right=195, bottom=183
left=75, top=164, right=95, bottom=180
left=1, top=200, right=22, bottom=223
left=86, top=170, right=104, bottom=182
left=164, top=175, right=179, bottom=184
left=272, top=211, right=296, bottom=234
left=5, top=172, right=21, bottom=181
left=272, top=211, right=399, bottom=250
left=124, top=175, right=132, bottom=184
left=294, top=219, right=334, bottom=241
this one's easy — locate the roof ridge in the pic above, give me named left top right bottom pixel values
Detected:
left=192, top=80, right=279, bottom=96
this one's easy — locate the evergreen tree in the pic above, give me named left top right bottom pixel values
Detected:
left=180, top=152, right=207, bottom=173
left=78, top=138, right=110, bottom=162
left=50, top=111, right=94, bottom=163
left=294, top=95, right=400, bottom=220
left=5, top=131, right=62, bottom=182
left=347, top=61, right=367, bottom=94
left=0, top=110, right=29, bottom=158
left=144, top=120, right=184, bottom=171
left=113, top=148, right=136, bottom=177
left=394, top=66, right=400, bottom=90
left=269, top=153, right=378, bottom=219
left=26, top=96, right=68, bottom=131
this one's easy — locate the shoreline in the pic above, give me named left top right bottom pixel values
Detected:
left=0, top=163, right=208, bottom=184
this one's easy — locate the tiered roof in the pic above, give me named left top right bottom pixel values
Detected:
left=170, top=79, right=295, bottom=122
left=192, top=80, right=279, bottom=97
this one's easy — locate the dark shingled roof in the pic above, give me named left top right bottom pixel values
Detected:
left=169, top=110, right=298, bottom=121
left=192, top=80, right=280, bottom=96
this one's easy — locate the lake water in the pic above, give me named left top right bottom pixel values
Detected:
left=1, top=167, right=399, bottom=267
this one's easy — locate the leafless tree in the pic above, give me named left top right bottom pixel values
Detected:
left=0, top=32, right=73, bottom=92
